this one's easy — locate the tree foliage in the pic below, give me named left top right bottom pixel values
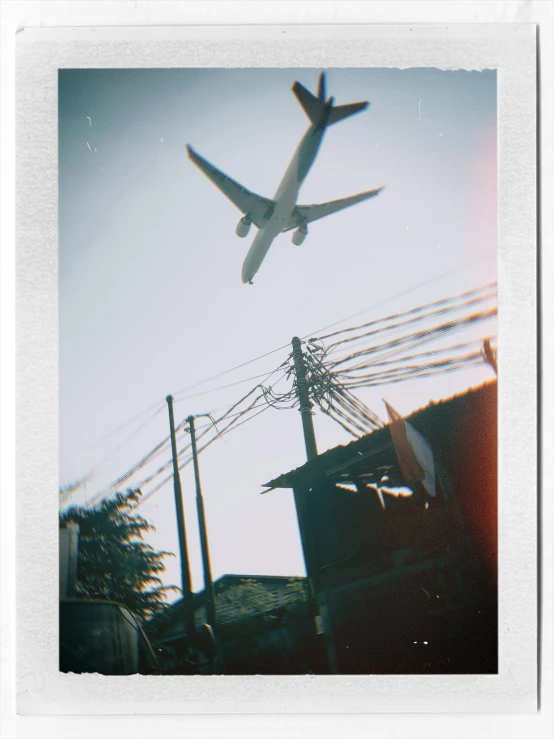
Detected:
left=60, top=488, right=178, bottom=621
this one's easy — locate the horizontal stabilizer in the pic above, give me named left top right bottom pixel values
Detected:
left=293, top=78, right=369, bottom=126
left=292, top=81, right=325, bottom=124
left=328, top=101, right=369, bottom=125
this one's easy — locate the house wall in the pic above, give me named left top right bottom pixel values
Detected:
left=290, top=383, right=498, bottom=674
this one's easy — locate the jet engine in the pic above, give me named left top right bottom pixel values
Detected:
left=292, top=225, right=308, bottom=246
left=236, top=216, right=252, bottom=238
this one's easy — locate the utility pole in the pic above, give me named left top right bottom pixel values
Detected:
left=187, top=415, right=217, bottom=632
left=290, top=337, right=339, bottom=674
left=166, top=396, right=196, bottom=646
left=291, top=336, right=318, bottom=460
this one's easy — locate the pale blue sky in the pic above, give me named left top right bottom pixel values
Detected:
left=59, top=67, right=497, bottom=596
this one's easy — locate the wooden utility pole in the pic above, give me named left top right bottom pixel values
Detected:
left=166, top=395, right=196, bottom=643
left=291, top=336, right=318, bottom=460
left=187, top=415, right=217, bottom=632
left=290, top=337, right=339, bottom=674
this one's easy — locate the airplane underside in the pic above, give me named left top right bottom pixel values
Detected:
left=186, top=71, right=385, bottom=283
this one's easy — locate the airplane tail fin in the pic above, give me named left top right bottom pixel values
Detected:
left=327, top=101, right=369, bottom=125
left=317, top=71, right=326, bottom=101
left=293, top=71, right=369, bottom=125
left=292, top=80, right=325, bottom=124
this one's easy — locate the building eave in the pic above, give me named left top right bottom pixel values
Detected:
left=263, top=380, right=497, bottom=490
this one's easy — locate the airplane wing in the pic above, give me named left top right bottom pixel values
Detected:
left=284, top=187, right=385, bottom=231
left=186, top=145, right=275, bottom=228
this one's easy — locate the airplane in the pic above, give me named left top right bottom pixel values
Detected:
left=186, top=71, right=385, bottom=285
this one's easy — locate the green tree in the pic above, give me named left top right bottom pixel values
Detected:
left=60, top=488, right=178, bottom=621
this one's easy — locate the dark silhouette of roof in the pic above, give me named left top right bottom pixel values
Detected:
left=264, top=380, right=497, bottom=490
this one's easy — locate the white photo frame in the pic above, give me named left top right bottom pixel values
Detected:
left=7, top=12, right=545, bottom=736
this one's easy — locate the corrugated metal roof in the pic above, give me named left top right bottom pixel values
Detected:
left=263, top=381, right=496, bottom=490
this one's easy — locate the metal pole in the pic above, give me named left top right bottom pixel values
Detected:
left=166, top=395, right=196, bottom=643
left=187, top=415, right=217, bottom=632
left=291, top=336, right=318, bottom=460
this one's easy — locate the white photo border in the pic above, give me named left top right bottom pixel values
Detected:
left=11, top=18, right=540, bottom=726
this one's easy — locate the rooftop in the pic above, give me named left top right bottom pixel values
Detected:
left=264, top=380, right=497, bottom=490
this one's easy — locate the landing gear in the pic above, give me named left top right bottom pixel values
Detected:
left=248, top=279, right=254, bottom=286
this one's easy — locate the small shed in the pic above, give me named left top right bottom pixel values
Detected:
left=264, top=381, right=498, bottom=674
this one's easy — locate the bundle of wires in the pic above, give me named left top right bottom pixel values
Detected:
left=301, top=341, right=384, bottom=438
left=73, top=360, right=294, bottom=511
left=61, top=283, right=497, bottom=512
left=309, top=283, right=497, bottom=391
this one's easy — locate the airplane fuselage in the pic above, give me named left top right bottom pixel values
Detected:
left=241, top=106, right=331, bottom=284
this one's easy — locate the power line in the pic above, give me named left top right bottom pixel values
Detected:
left=303, top=256, right=496, bottom=341
left=167, top=258, right=496, bottom=402
left=89, top=405, right=166, bottom=474
left=333, top=339, right=486, bottom=372
left=60, top=398, right=165, bottom=464
left=59, top=404, right=167, bottom=501
left=171, top=345, right=291, bottom=398
left=135, top=391, right=276, bottom=509
left=61, top=369, right=287, bottom=500
left=303, top=342, right=384, bottom=429
left=315, top=284, right=496, bottom=352
left=173, top=360, right=289, bottom=403
left=64, top=277, right=498, bottom=512
left=62, top=263, right=495, bottom=487
left=135, top=297, right=496, bottom=506
left=303, top=348, right=371, bottom=437
left=173, top=371, right=276, bottom=402
left=342, top=353, right=483, bottom=388
left=328, top=307, right=497, bottom=371
left=88, top=372, right=289, bottom=511
left=82, top=419, right=188, bottom=508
